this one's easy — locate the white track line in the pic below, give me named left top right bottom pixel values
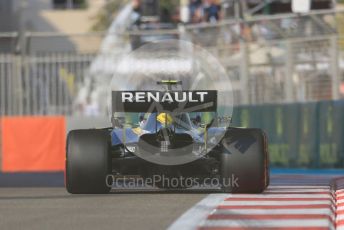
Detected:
left=337, top=214, right=344, bottom=221
left=168, top=194, right=228, bottom=230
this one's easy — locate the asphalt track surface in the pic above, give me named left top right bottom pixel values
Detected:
left=1, top=170, right=344, bottom=230
left=0, top=188, right=206, bottom=230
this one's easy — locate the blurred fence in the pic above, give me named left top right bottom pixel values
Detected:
left=184, top=9, right=344, bottom=105
left=1, top=10, right=344, bottom=116
left=0, top=52, right=97, bottom=115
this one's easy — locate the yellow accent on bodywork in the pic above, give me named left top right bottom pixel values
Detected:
left=157, top=113, right=173, bottom=126
left=132, top=127, right=143, bottom=135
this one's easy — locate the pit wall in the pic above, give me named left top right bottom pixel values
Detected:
left=230, top=100, right=344, bottom=168
left=0, top=99, right=344, bottom=172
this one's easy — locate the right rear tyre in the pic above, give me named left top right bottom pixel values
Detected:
left=220, top=128, right=269, bottom=193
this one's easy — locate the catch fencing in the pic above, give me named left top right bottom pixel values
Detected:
left=0, top=52, right=97, bottom=115
left=184, top=9, right=344, bottom=105
left=0, top=10, right=344, bottom=116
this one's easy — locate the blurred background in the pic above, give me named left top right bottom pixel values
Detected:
left=0, top=0, right=343, bottom=176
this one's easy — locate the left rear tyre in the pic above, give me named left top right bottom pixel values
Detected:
left=66, top=129, right=112, bottom=194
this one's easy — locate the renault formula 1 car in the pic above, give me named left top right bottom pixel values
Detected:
left=66, top=81, right=269, bottom=194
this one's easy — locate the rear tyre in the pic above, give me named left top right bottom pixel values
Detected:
left=66, top=129, right=112, bottom=194
left=220, top=128, right=269, bottom=193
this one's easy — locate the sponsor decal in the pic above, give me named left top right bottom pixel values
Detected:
left=112, top=90, right=217, bottom=113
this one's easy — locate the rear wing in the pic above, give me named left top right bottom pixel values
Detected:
left=112, top=90, right=217, bottom=113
